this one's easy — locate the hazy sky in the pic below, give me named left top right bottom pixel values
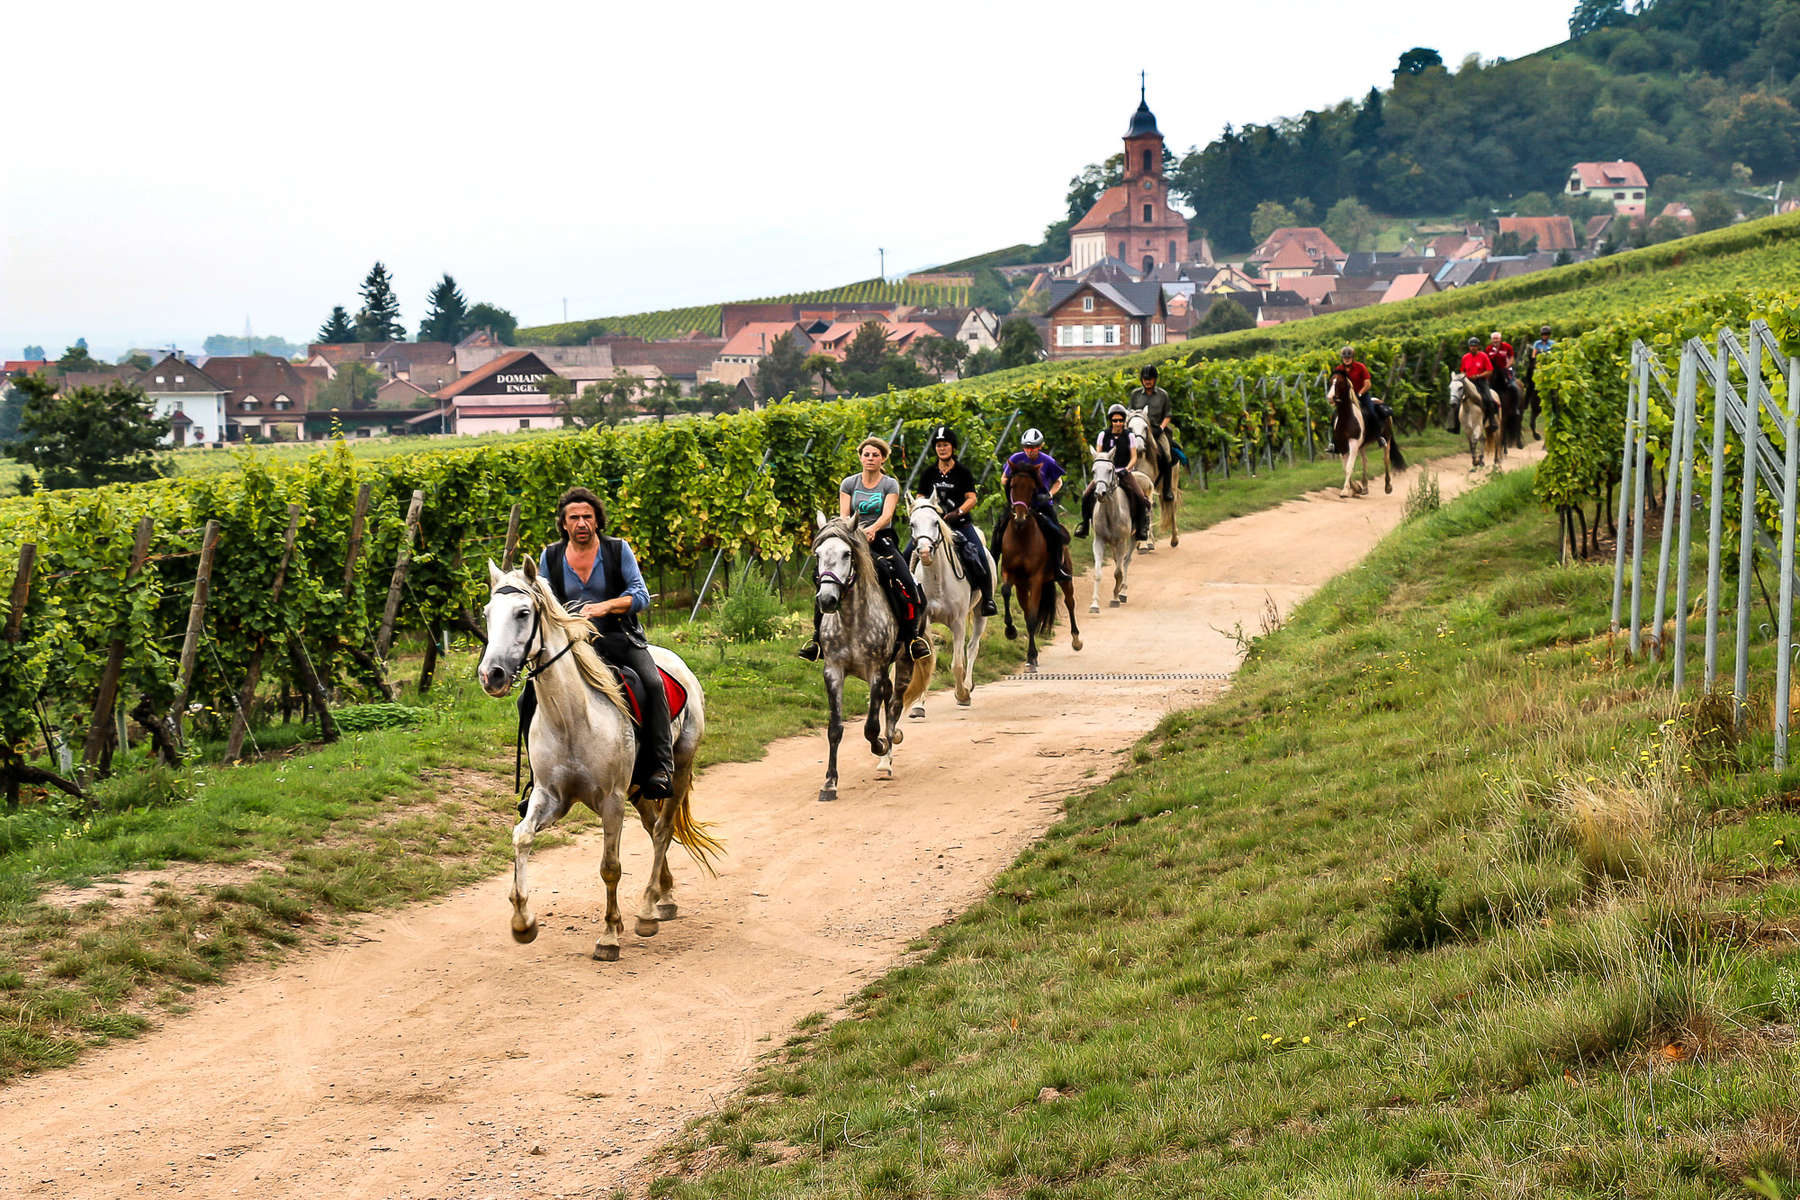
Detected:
left=3, top=0, right=1577, bottom=359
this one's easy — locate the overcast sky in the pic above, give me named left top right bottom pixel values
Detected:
left=2, top=0, right=1578, bottom=359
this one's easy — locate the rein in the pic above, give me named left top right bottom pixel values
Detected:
left=911, top=505, right=966, bottom=583
left=498, top=582, right=584, bottom=804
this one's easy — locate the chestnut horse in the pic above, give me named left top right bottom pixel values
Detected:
left=996, top=471, right=1083, bottom=672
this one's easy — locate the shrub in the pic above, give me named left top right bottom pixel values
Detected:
left=330, top=703, right=426, bottom=732
left=1379, top=864, right=1453, bottom=950
left=1403, top=470, right=1441, bottom=522
left=718, top=560, right=783, bottom=644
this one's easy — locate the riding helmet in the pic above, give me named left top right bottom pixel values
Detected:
left=1020, top=428, right=1045, bottom=447
left=1340, top=345, right=1355, bottom=357
left=1466, top=335, right=1481, bottom=347
left=1140, top=364, right=1158, bottom=380
left=1107, top=403, right=1129, bottom=419
left=1540, top=324, right=1552, bottom=335
left=928, top=424, right=959, bottom=452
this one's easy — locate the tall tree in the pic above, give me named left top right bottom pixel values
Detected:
left=12, top=375, right=170, bottom=489
left=317, top=306, right=355, bottom=344
left=1395, top=47, right=1443, bottom=76
left=418, top=274, right=469, bottom=343
left=1568, top=0, right=1628, bottom=39
left=1250, top=201, right=1299, bottom=243
left=1323, top=197, right=1380, bottom=252
left=353, top=261, right=405, bottom=343
left=21, top=344, right=45, bottom=361
left=56, top=342, right=100, bottom=371
left=997, top=318, right=1042, bottom=369
left=755, top=332, right=810, bottom=401
left=1195, top=297, right=1254, bottom=336
left=843, top=322, right=890, bottom=379
left=465, top=302, right=517, bottom=344
left=914, top=335, right=968, bottom=381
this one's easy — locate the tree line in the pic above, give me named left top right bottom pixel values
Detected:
left=316, top=264, right=517, bottom=347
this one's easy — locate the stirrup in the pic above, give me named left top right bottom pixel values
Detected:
left=1072, top=522, right=1089, bottom=539
left=908, top=636, right=933, bottom=661
left=639, top=769, right=674, bottom=800
left=796, top=640, right=821, bottom=662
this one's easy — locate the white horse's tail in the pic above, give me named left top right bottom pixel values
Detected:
left=667, top=765, right=725, bottom=875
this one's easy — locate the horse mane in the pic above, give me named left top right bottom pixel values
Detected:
left=812, top=517, right=879, bottom=589
left=515, top=571, right=631, bottom=716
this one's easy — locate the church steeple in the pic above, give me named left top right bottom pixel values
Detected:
left=1125, top=72, right=1161, bottom=138
left=1123, top=75, right=1164, bottom=181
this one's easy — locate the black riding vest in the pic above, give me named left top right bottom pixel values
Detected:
left=542, top=537, right=648, bottom=647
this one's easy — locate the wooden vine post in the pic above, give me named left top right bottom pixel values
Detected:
left=81, top=516, right=154, bottom=778
left=168, top=520, right=221, bottom=747
left=225, top=503, right=302, bottom=762
left=376, top=489, right=424, bottom=660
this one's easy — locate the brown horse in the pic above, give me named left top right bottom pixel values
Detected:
left=997, top=471, right=1083, bottom=672
left=1327, top=367, right=1406, bottom=497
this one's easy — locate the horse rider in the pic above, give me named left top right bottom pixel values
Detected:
left=1525, top=325, right=1554, bottom=439
left=1128, top=364, right=1178, bottom=504
left=1460, top=335, right=1498, bottom=421
left=1073, top=404, right=1152, bottom=543
left=911, top=424, right=998, bottom=616
left=1337, top=344, right=1394, bottom=439
left=1529, top=324, right=1554, bottom=361
left=992, top=428, right=1073, bottom=582
left=798, top=436, right=933, bottom=664
left=1486, top=330, right=1517, bottom=390
left=537, top=486, right=673, bottom=800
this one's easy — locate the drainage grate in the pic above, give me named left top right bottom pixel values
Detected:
left=999, top=671, right=1233, bottom=682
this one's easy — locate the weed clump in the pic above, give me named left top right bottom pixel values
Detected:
left=1403, top=470, right=1441, bottom=522
left=1379, top=864, right=1453, bottom=950
left=719, top=560, right=784, bottom=644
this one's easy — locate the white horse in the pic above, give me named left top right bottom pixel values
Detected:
left=1126, top=410, right=1181, bottom=550
left=1086, top=455, right=1137, bottom=611
left=478, top=561, right=721, bottom=961
left=906, top=494, right=990, bottom=716
left=1450, top=373, right=1501, bottom=470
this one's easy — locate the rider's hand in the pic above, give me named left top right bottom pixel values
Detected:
left=862, top=527, right=878, bottom=543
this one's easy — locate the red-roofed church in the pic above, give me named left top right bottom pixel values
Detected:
left=1069, top=83, right=1189, bottom=276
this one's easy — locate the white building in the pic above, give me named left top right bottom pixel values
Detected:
left=135, top=355, right=229, bottom=447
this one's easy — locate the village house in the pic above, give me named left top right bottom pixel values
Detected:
left=203, top=355, right=317, bottom=442
left=1497, top=216, right=1578, bottom=253
left=421, top=350, right=567, bottom=435
left=132, top=355, right=230, bottom=447
left=1247, top=226, right=1345, bottom=271
left=1068, top=87, right=1189, bottom=276
left=1045, top=280, right=1167, bottom=359
left=1566, top=160, right=1647, bottom=215
left=305, top=376, right=438, bottom=439
left=700, top=322, right=815, bottom=389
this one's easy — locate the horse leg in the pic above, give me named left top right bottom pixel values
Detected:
left=961, top=607, right=984, bottom=706
left=947, top=609, right=971, bottom=705
left=634, top=795, right=674, bottom=938
left=1090, top=530, right=1104, bottom=613
left=869, top=669, right=894, bottom=778
left=1382, top=441, right=1393, bottom=495
left=1002, top=580, right=1017, bottom=640
left=1116, top=539, right=1131, bottom=605
left=1059, top=570, right=1084, bottom=652
left=884, top=660, right=916, bottom=777
left=820, top=665, right=844, bottom=802
left=1340, top=446, right=1355, bottom=498
left=593, top=794, right=627, bottom=961
left=507, top=783, right=558, bottom=943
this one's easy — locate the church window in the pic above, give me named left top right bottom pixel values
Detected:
left=1170, top=241, right=1178, bottom=260
left=1143, top=204, right=1152, bottom=222
left=1118, top=240, right=1126, bottom=258
left=1082, top=295, right=1094, bottom=312
left=1141, top=148, right=1152, bottom=174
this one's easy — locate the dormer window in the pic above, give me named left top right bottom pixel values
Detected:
left=1082, top=295, right=1094, bottom=312
left=273, top=395, right=291, bottom=410
left=242, top=396, right=258, bottom=410
left=155, top=375, right=165, bottom=384
left=175, top=375, right=184, bottom=383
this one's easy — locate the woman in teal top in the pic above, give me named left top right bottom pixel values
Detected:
left=799, top=437, right=931, bottom=661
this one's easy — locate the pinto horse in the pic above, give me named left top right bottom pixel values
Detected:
left=1327, top=367, right=1406, bottom=498
left=996, top=471, right=1083, bottom=671
left=478, top=562, right=721, bottom=962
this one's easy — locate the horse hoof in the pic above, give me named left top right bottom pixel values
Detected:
left=1385, top=482, right=1393, bottom=494
left=1089, top=603, right=1100, bottom=613
left=1071, top=636, right=1083, bottom=651
left=818, top=789, right=836, bottom=803
left=657, top=901, right=678, bottom=920
left=511, top=920, right=539, bottom=945
left=1109, top=600, right=1120, bottom=608
left=909, top=705, right=925, bottom=720
left=593, top=943, right=620, bottom=962
left=875, top=766, right=893, bottom=781
left=1025, top=661, right=1038, bottom=674
left=956, top=695, right=971, bottom=707
left=872, top=738, right=890, bottom=755
left=635, top=917, right=659, bottom=938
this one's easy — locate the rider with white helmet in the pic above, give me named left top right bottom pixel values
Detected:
left=992, top=427, right=1073, bottom=582
left=1073, top=404, right=1151, bottom=543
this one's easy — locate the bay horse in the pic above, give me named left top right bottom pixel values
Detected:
left=1327, top=367, right=1406, bottom=498
left=1125, top=410, right=1181, bottom=549
left=1086, top=453, right=1137, bottom=611
left=997, top=470, right=1083, bottom=672
left=906, top=494, right=989, bottom=715
left=811, top=515, right=935, bottom=801
left=1493, top=367, right=1527, bottom=449
left=1450, top=372, right=1503, bottom=470
left=478, top=561, right=721, bottom=962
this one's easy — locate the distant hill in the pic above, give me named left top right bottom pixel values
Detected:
left=1172, top=0, right=1800, bottom=247
left=518, top=278, right=972, bottom=345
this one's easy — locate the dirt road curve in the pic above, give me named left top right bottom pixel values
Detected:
left=0, top=449, right=1538, bottom=1199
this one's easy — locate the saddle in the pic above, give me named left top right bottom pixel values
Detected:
left=610, top=663, right=689, bottom=727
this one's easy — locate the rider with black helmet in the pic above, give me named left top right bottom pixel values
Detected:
left=912, top=424, right=998, bottom=616
left=993, top=428, right=1073, bottom=582
left=1128, top=364, right=1177, bottom=503
left=1073, top=404, right=1151, bottom=543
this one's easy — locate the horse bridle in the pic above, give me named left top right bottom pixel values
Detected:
left=811, top=530, right=857, bottom=592
left=494, top=583, right=578, bottom=682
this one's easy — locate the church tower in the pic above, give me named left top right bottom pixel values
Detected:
left=1068, top=80, right=1189, bottom=276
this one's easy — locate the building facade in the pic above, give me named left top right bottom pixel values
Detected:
left=1045, top=281, right=1167, bottom=360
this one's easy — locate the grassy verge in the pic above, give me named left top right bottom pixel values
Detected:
left=645, top=467, right=1800, bottom=1200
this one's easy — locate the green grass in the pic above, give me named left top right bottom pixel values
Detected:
left=641, top=467, right=1800, bottom=1199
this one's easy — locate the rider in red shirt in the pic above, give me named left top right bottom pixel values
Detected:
left=1485, top=331, right=1515, bottom=384
left=1338, top=345, right=1391, bottom=435
left=1461, top=336, right=1497, bottom=417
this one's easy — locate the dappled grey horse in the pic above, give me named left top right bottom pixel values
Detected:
left=811, top=515, right=934, bottom=802
left=478, top=561, right=720, bottom=961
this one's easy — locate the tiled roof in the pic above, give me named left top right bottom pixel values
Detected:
left=1070, top=185, right=1131, bottom=233
left=1249, top=226, right=1344, bottom=264
left=610, top=338, right=730, bottom=376
left=373, top=341, right=456, bottom=367
left=1265, top=242, right=1317, bottom=271
left=1498, top=216, right=1577, bottom=252
left=1570, top=160, right=1646, bottom=189
left=1381, top=274, right=1436, bottom=302
left=1279, top=276, right=1339, bottom=304
left=719, top=322, right=810, bottom=358
left=433, top=350, right=538, bottom=400
left=133, top=355, right=228, bottom=393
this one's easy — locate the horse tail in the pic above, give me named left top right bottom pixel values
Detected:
left=1386, top=425, right=1407, bottom=471
left=668, top=765, right=725, bottom=876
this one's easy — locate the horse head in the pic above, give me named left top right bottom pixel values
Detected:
left=1125, top=410, right=1152, bottom=443
left=811, top=519, right=861, bottom=615
left=1090, top=453, right=1116, bottom=497
left=1327, top=367, right=1355, bottom=408
left=479, top=559, right=542, bottom=697
left=1006, top=469, right=1038, bottom=522
left=908, top=494, right=945, bottom=565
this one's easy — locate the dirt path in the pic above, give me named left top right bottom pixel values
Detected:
left=0, top=449, right=1539, bottom=1199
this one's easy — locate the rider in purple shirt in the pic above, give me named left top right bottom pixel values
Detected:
left=991, top=428, right=1072, bottom=581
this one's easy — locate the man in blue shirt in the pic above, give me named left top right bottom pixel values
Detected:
left=538, top=486, right=672, bottom=799
left=1525, top=324, right=1554, bottom=441
left=991, top=428, right=1072, bottom=582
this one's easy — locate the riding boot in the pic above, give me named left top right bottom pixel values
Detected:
left=954, top=527, right=999, bottom=616
left=602, top=637, right=676, bottom=800
left=990, top=514, right=1008, bottom=568
left=1131, top=493, right=1151, bottom=542
left=1036, top=510, right=1072, bottom=583
left=1073, top=488, right=1096, bottom=539
left=797, top=607, right=822, bottom=661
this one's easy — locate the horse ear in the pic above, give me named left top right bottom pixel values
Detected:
left=487, top=559, right=502, bottom=588
left=814, top=510, right=827, bottom=531
left=523, top=556, right=539, bottom=583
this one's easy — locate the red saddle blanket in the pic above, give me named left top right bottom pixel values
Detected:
left=617, top=665, right=688, bottom=727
